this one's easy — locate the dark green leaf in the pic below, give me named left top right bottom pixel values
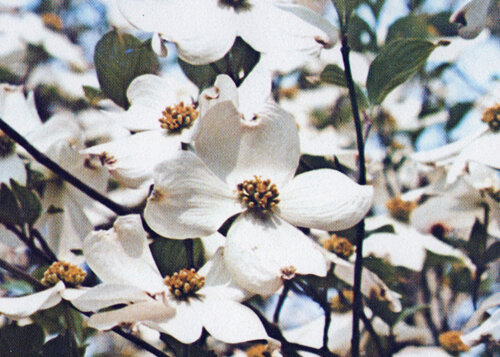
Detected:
left=47, top=205, right=64, bottom=214
left=365, top=224, right=396, bottom=236
left=0, top=280, right=35, bottom=296
left=0, top=323, right=44, bottom=356
left=150, top=238, right=204, bottom=276
left=321, top=64, right=347, bottom=87
left=0, top=183, right=22, bottom=225
left=483, top=241, right=500, bottom=264
left=428, top=11, right=459, bottom=37
left=467, top=218, right=488, bottom=264
left=39, top=332, right=80, bottom=357
left=82, top=86, right=106, bottom=106
left=347, top=15, right=377, bottom=52
left=331, top=0, right=362, bottom=29
left=10, top=180, right=42, bottom=225
left=94, top=29, right=159, bottom=108
left=179, top=37, right=259, bottom=90
left=385, top=15, right=429, bottom=45
left=366, top=39, right=448, bottom=104
left=445, top=101, right=474, bottom=131
left=426, top=62, right=452, bottom=79
left=394, top=304, right=429, bottom=327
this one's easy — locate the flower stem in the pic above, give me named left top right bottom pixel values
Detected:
left=0, top=117, right=137, bottom=216
left=340, top=34, right=367, bottom=357
left=30, top=228, right=58, bottom=262
left=273, top=279, right=291, bottom=324
left=0, top=257, right=46, bottom=290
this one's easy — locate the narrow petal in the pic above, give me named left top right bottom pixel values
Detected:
left=0, top=281, right=64, bottom=319
left=278, top=169, right=373, bottom=231
left=88, top=300, right=175, bottom=331
left=460, top=132, right=500, bottom=169
left=461, top=309, right=500, bottom=347
left=450, top=0, right=491, bottom=39
left=70, top=283, right=150, bottom=312
left=83, top=215, right=165, bottom=293
left=0, top=153, right=26, bottom=186
left=198, top=298, right=268, bottom=343
left=118, top=0, right=236, bottom=64
left=83, top=130, right=182, bottom=188
left=465, top=292, right=500, bottom=329
left=156, top=300, right=203, bottom=343
left=225, top=213, right=328, bottom=296
left=144, top=151, right=241, bottom=238
left=194, top=101, right=300, bottom=189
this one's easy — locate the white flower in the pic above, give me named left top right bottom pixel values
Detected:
left=393, top=346, right=453, bottom=357
left=461, top=309, right=500, bottom=347
left=143, top=75, right=373, bottom=295
left=117, top=0, right=336, bottom=69
left=450, top=0, right=491, bottom=40
left=83, top=74, right=198, bottom=189
left=72, top=215, right=268, bottom=344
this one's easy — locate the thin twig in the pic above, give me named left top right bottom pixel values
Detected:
left=340, top=34, right=367, bottom=357
left=30, top=228, right=58, bottom=262
left=0, top=117, right=137, bottom=216
left=4, top=224, right=52, bottom=263
left=0, top=257, right=46, bottom=290
left=273, top=280, right=291, bottom=324
left=359, top=309, right=385, bottom=357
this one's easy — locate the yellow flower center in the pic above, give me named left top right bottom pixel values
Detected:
left=322, top=234, right=355, bottom=259
left=164, top=268, right=205, bottom=300
left=386, top=197, right=417, bottom=223
left=41, top=261, right=87, bottom=287
left=0, top=131, right=15, bottom=157
left=280, top=266, right=297, bottom=280
left=439, top=331, right=470, bottom=353
left=158, top=102, right=198, bottom=133
left=245, top=344, right=271, bottom=357
left=237, top=176, right=280, bottom=215
left=481, top=104, right=500, bottom=132
left=330, top=289, right=354, bottom=313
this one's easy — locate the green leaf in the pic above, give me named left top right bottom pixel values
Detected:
left=10, top=180, right=42, bottom=225
left=445, top=101, right=474, bottom=131
left=320, top=64, right=347, bottom=87
left=179, top=37, right=259, bottom=90
left=0, top=323, right=45, bottom=356
left=39, top=332, right=80, bottom=357
left=483, top=241, right=500, bottom=264
left=94, top=29, right=159, bottom=109
left=82, top=86, right=106, bottom=106
left=347, top=15, right=377, bottom=52
left=0, top=280, right=35, bottom=296
left=150, top=238, right=204, bottom=276
left=394, top=304, right=429, bottom=327
left=0, top=183, right=22, bottom=226
left=366, top=39, right=448, bottom=104
left=385, top=15, right=429, bottom=44
left=365, top=224, right=396, bottom=236
left=467, top=218, right=488, bottom=264
left=331, top=0, right=362, bottom=29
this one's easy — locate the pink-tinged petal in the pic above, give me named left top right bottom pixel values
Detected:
left=197, top=298, right=268, bottom=343
left=87, top=300, right=175, bottom=331
left=450, top=0, right=491, bottom=39
left=70, top=284, right=150, bottom=312
left=225, top=213, right=328, bottom=296
left=194, top=101, right=300, bottom=189
left=238, top=2, right=336, bottom=68
left=84, top=215, right=165, bottom=293
left=0, top=281, right=64, bottom=319
left=278, top=169, right=373, bottom=231
left=156, top=300, right=203, bottom=343
left=83, top=130, right=182, bottom=188
left=198, top=248, right=250, bottom=302
left=144, top=151, right=241, bottom=239
left=118, top=0, right=236, bottom=64
left=330, top=255, right=402, bottom=312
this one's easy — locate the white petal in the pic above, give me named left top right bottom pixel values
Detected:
left=0, top=153, right=26, bottom=186
left=394, top=346, right=453, bottom=356
left=83, top=130, right=182, bottom=188
left=460, top=132, right=500, bottom=169
left=198, top=298, right=268, bottom=343
left=0, top=84, right=42, bottom=136
left=151, top=32, right=168, bottom=57
left=462, top=309, right=500, bottom=347
left=144, top=151, right=240, bottom=238
left=118, top=0, right=236, bottom=64
left=83, top=215, right=165, bottom=293
left=238, top=2, right=336, bottom=68
left=156, top=300, right=203, bottom=343
left=237, top=59, right=273, bottom=119
left=225, top=213, right=328, bottom=296
left=199, top=75, right=239, bottom=118
left=194, top=101, right=300, bottom=189
left=88, top=300, right=175, bottom=331
left=279, top=169, right=373, bottom=231
left=0, top=281, right=64, bottom=319
left=200, top=232, right=226, bottom=260
left=465, top=292, right=500, bottom=329
left=450, top=0, right=491, bottom=39
left=70, top=283, right=150, bottom=312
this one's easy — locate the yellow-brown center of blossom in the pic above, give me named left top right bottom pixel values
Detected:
left=322, top=234, right=355, bottom=259
left=481, top=104, right=500, bottom=132
left=158, top=102, right=198, bottom=133
left=219, top=0, right=251, bottom=10
left=41, top=13, right=64, bottom=31
left=164, top=268, right=205, bottom=300
left=439, top=331, right=470, bottom=353
left=330, top=289, right=354, bottom=313
left=237, top=176, right=280, bottom=215
left=280, top=266, right=297, bottom=281
left=386, top=196, right=417, bottom=223
left=41, top=261, right=87, bottom=287
left=245, top=344, right=271, bottom=357
left=0, top=131, right=15, bottom=157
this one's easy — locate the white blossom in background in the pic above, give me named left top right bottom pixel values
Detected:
left=117, top=0, right=337, bottom=71
left=72, top=215, right=268, bottom=344
left=450, top=0, right=491, bottom=39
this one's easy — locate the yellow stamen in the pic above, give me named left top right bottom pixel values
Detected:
left=237, top=176, right=280, bottom=215
left=439, top=331, right=470, bottom=353
left=41, top=261, right=86, bottom=287
left=481, top=104, right=500, bottom=132
left=158, top=102, right=198, bottom=133
left=245, top=344, right=270, bottom=357
left=386, top=196, right=417, bottom=223
left=322, top=234, right=355, bottom=259
left=164, top=268, right=205, bottom=300
left=330, top=289, right=354, bottom=313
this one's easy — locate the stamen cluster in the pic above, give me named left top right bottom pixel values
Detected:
left=159, top=102, right=198, bottom=133
left=164, top=268, right=205, bottom=300
left=237, top=176, right=280, bottom=215
left=482, top=104, right=500, bottom=132
left=322, top=234, right=355, bottom=258
left=386, top=196, right=417, bottom=223
left=330, top=289, right=354, bottom=313
left=0, top=131, right=15, bottom=157
left=41, top=261, right=87, bottom=287
left=439, top=331, right=470, bottom=353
